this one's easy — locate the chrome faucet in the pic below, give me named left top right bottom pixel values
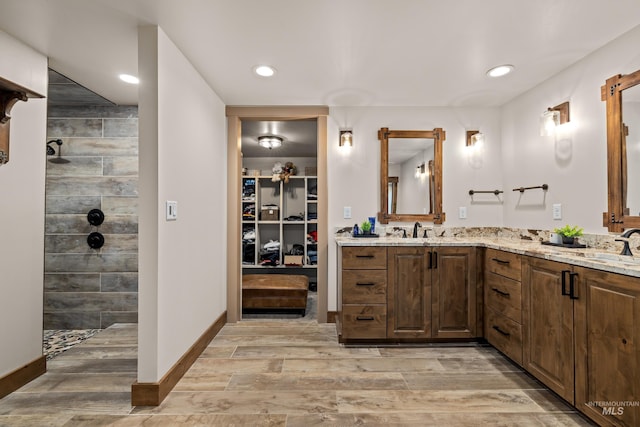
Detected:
left=616, top=228, right=640, bottom=256
left=413, top=222, right=421, bottom=238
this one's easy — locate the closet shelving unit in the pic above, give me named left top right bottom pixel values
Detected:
left=242, top=175, right=318, bottom=269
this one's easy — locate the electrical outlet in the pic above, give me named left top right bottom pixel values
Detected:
left=343, top=206, right=352, bottom=219
left=553, top=203, right=562, bottom=220
left=166, top=201, right=178, bottom=221
left=459, top=206, right=467, bottom=219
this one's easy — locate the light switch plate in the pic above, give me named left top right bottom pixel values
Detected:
left=459, top=206, right=467, bottom=219
left=343, top=206, right=352, bottom=219
left=553, top=203, right=562, bottom=220
left=166, top=201, right=178, bottom=221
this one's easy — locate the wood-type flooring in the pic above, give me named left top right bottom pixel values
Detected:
left=0, top=321, right=595, bottom=426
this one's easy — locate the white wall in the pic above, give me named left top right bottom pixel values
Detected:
left=501, top=24, right=640, bottom=233
left=0, top=31, right=47, bottom=377
left=327, top=106, right=503, bottom=309
left=138, top=26, right=227, bottom=382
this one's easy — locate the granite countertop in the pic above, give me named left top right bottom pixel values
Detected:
left=335, top=235, right=640, bottom=278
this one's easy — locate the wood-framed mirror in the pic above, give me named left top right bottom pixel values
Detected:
left=378, top=127, right=445, bottom=224
left=602, top=69, right=640, bottom=232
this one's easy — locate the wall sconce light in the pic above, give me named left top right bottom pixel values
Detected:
left=540, top=101, right=570, bottom=136
left=258, top=135, right=283, bottom=149
left=415, top=163, right=426, bottom=178
left=466, top=130, right=484, bottom=146
left=339, top=129, right=353, bottom=147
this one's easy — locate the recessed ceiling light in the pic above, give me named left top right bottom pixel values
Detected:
left=486, top=64, right=514, bottom=78
left=254, top=65, right=276, bottom=77
left=119, top=74, right=139, bottom=84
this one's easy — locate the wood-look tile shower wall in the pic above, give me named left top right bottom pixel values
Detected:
left=44, top=106, right=138, bottom=329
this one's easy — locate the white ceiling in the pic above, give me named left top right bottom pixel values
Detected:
left=1, top=0, right=639, bottom=108
left=241, top=120, right=317, bottom=158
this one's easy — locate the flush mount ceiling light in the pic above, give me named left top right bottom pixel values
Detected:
left=119, top=74, right=139, bottom=84
left=486, top=64, right=514, bottom=78
left=258, top=135, right=283, bottom=149
left=254, top=65, right=276, bottom=77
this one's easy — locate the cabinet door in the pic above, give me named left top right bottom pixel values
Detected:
left=387, top=247, right=431, bottom=338
left=523, top=257, right=575, bottom=403
left=574, top=267, right=640, bottom=427
left=432, top=247, right=477, bottom=338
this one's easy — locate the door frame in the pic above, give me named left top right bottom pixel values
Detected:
left=226, top=106, right=329, bottom=323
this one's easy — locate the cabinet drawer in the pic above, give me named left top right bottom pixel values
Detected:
left=485, top=306, right=522, bottom=366
left=486, top=249, right=521, bottom=281
left=342, top=246, right=387, bottom=269
left=343, top=270, right=387, bottom=304
left=341, top=304, right=387, bottom=339
left=485, top=272, right=522, bottom=323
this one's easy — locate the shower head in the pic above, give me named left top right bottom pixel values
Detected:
left=46, top=139, right=69, bottom=163
left=46, top=139, right=63, bottom=155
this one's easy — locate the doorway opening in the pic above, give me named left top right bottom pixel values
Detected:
left=226, top=106, right=329, bottom=324
left=240, top=119, right=318, bottom=320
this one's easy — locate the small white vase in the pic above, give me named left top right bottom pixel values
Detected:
left=550, top=233, right=562, bottom=244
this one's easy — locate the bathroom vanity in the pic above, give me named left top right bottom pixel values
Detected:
left=339, top=244, right=479, bottom=341
left=336, top=236, right=640, bottom=427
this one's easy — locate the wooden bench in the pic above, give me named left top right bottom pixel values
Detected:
left=242, top=274, right=308, bottom=316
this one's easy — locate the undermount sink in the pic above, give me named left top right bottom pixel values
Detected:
left=583, top=252, right=640, bottom=266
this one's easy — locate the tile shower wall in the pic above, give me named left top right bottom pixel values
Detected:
left=44, top=106, right=138, bottom=329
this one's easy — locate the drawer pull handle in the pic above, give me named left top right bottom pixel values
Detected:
left=356, top=255, right=375, bottom=259
left=356, top=316, right=375, bottom=321
left=492, top=258, right=510, bottom=265
left=356, top=282, right=375, bottom=286
left=492, top=325, right=510, bottom=337
left=491, top=287, right=510, bottom=297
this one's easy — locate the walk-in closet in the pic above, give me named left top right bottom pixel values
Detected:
left=240, top=119, right=318, bottom=320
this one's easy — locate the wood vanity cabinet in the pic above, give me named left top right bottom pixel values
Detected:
left=340, top=245, right=477, bottom=342
left=387, top=246, right=477, bottom=340
left=523, top=257, right=576, bottom=404
left=523, top=257, right=640, bottom=426
left=573, top=266, right=640, bottom=427
left=484, top=249, right=523, bottom=365
left=339, top=246, right=388, bottom=341
left=387, top=247, right=431, bottom=339
left=431, top=246, right=478, bottom=338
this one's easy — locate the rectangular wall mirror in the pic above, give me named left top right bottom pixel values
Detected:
left=378, top=127, right=445, bottom=224
left=602, top=68, right=640, bottom=231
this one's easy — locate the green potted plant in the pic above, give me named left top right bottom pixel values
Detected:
left=553, top=225, right=584, bottom=245
left=361, top=220, right=372, bottom=235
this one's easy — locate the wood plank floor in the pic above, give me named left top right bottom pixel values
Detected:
left=0, top=321, right=595, bottom=426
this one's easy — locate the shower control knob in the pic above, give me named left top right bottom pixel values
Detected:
left=87, top=208, right=105, bottom=226
left=87, top=232, right=105, bottom=249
